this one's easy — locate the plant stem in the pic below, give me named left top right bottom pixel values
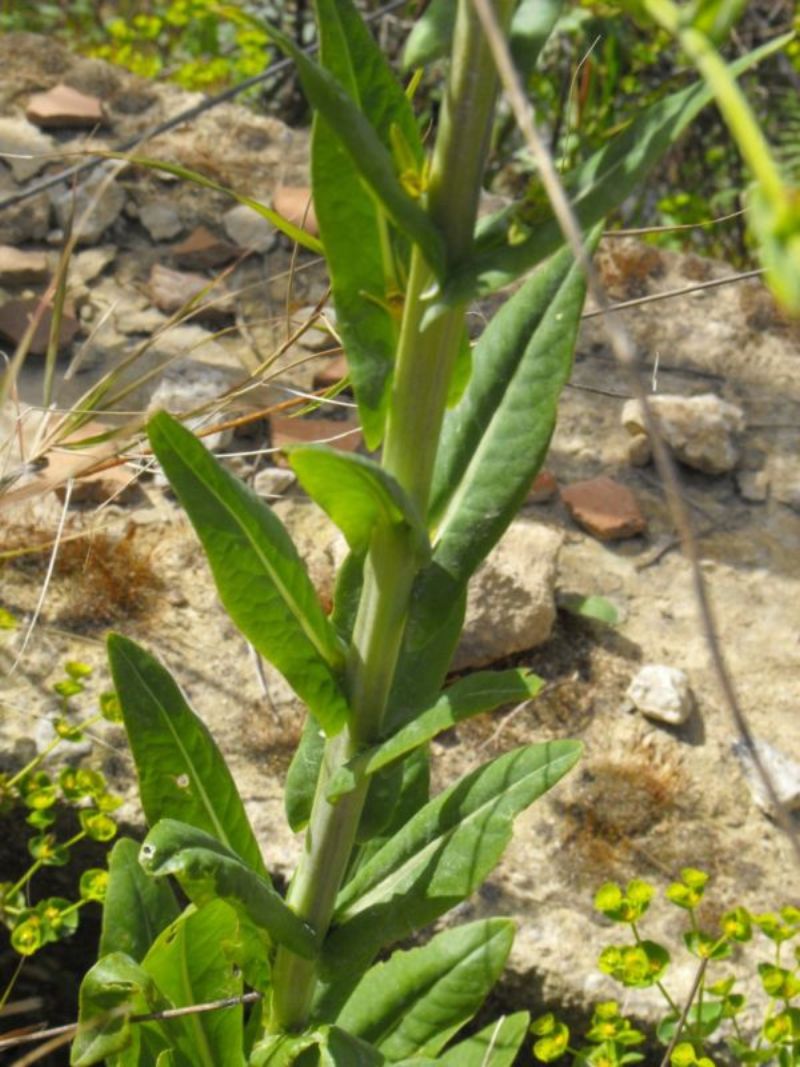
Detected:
left=267, top=0, right=513, bottom=1033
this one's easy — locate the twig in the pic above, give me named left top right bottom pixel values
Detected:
left=0, top=991, right=263, bottom=1053
left=658, top=957, right=709, bottom=1067
left=582, top=267, right=764, bottom=318
left=470, top=0, right=800, bottom=866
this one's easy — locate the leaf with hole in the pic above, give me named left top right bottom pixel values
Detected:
left=139, top=819, right=316, bottom=959
left=108, top=634, right=267, bottom=877
left=99, top=837, right=180, bottom=962
left=147, top=413, right=350, bottom=736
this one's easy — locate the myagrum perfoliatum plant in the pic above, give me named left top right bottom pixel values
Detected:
left=70, top=2, right=786, bottom=1064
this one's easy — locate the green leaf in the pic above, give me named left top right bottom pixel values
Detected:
left=320, top=1026, right=387, bottom=1066
left=139, top=900, right=246, bottom=1067
left=336, top=919, right=514, bottom=1060
left=320, top=742, right=581, bottom=1010
left=330, top=551, right=365, bottom=644
left=402, top=0, right=454, bottom=68
left=329, top=669, right=544, bottom=801
left=71, top=952, right=166, bottom=1067
left=437, top=1012, right=531, bottom=1067
left=559, top=594, right=619, bottom=625
left=430, top=238, right=592, bottom=585
left=289, top=447, right=428, bottom=557
left=510, top=0, right=564, bottom=78
left=285, top=714, right=327, bottom=832
left=444, top=33, right=791, bottom=300
left=108, top=633, right=267, bottom=877
left=100, top=838, right=180, bottom=962
left=139, top=819, right=316, bottom=959
left=311, top=0, right=424, bottom=446
left=147, top=413, right=350, bottom=736
left=263, top=17, right=444, bottom=276
left=249, top=1032, right=321, bottom=1067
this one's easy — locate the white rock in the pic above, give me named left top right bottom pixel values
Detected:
left=626, top=665, right=694, bottom=725
left=291, top=305, right=338, bottom=351
left=223, top=204, right=276, bottom=253
left=621, top=393, right=745, bottom=475
left=50, top=162, right=127, bottom=244
left=69, top=245, right=117, bottom=287
left=769, top=456, right=800, bottom=513
left=736, top=469, right=769, bottom=503
left=453, top=520, right=562, bottom=670
left=0, top=116, right=56, bottom=181
left=140, top=200, right=183, bottom=241
left=733, top=738, right=800, bottom=816
left=253, top=466, right=296, bottom=498
left=147, top=360, right=235, bottom=452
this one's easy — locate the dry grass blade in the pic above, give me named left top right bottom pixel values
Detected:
left=470, top=0, right=800, bottom=866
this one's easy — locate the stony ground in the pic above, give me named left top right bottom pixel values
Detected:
left=1, top=32, right=799, bottom=1064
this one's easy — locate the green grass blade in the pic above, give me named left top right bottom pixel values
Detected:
left=336, top=920, right=514, bottom=1060
left=147, top=412, right=350, bottom=736
left=108, top=634, right=267, bottom=877
left=140, top=820, right=316, bottom=959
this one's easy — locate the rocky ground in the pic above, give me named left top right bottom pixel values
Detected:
left=0, top=32, right=799, bottom=1063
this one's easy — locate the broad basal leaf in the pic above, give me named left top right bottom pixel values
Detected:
left=336, top=920, right=514, bottom=1060
left=429, top=238, right=592, bottom=584
left=140, top=819, right=316, bottom=959
left=100, top=837, right=179, bottom=962
left=147, top=412, right=350, bottom=736
left=288, top=447, right=428, bottom=557
left=329, top=669, right=543, bottom=801
left=108, top=634, right=267, bottom=876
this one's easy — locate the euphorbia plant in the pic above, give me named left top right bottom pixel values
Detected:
left=69, top=1, right=787, bottom=1064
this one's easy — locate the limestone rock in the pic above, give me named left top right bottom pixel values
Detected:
left=733, top=738, right=800, bottom=816
left=0, top=186, right=49, bottom=244
left=453, top=520, right=562, bottom=670
left=561, top=476, right=647, bottom=541
left=140, top=201, right=183, bottom=241
left=223, top=204, right=276, bottom=253
left=26, top=83, right=107, bottom=128
left=148, top=263, right=234, bottom=321
left=622, top=393, right=745, bottom=475
left=69, top=245, right=117, bottom=287
left=769, top=456, right=800, bottom=513
left=253, top=466, right=297, bottom=498
left=50, top=163, right=127, bottom=244
left=0, top=246, right=49, bottom=286
left=736, top=469, right=769, bottom=503
left=147, top=360, right=237, bottom=451
left=0, top=116, right=56, bottom=180
left=291, top=305, right=338, bottom=351
left=626, top=665, right=694, bottom=725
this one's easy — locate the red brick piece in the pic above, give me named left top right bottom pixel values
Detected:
left=312, top=354, right=349, bottom=392
left=26, top=84, right=107, bottom=129
left=271, top=414, right=361, bottom=467
left=560, top=475, right=647, bottom=541
left=40, top=420, right=141, bottom=504
left=527, top=469, right=558, bottom=504
left=148, top=263, right=233, bottom=322
left=170, top=227, right=238, bottom=270
left=0, top=297, right=79, bottom=356
left=273, top=186, right=319, bottom=238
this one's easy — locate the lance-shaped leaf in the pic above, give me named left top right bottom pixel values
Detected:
left=100, top=837, right=179, bottom=962
left=316, top=742, right=580, bottom=1017
left=263, top=18, right=443, bottom=276
left=285, top=715, right=327, bottom=832
left=329, top=669, right=543, bottom=801
left=140, top=820, right=317, bottom=960
left=438, top=1012, right=531, bottom=1067
left=442, top=34, right=790, bottom=301
left=108, top=634, right=267, bottom=877
left=147, top=412, right=350, bottom=736
left=289, top=446, right=428, bottom=557
left=139, top=900, right=245, bottom=1067
left=336, top=920, right=514, bottom=1060
left=430, top=238, right=591, bottom=585
left=312, top=0, right=424, bottom=447
left=71, top=952, right=167, bottom=1067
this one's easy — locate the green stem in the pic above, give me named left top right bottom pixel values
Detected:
left=6, top=859, right=44, bottom=900
left=267, top=0, right=513, bottom=1033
